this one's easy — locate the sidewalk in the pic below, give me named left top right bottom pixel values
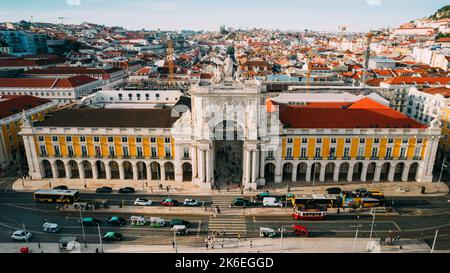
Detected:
left=0, top=238, right=436, bottom=253
left=11, top=177, right=449, bottom=198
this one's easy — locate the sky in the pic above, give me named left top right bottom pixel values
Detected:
left=0, top=0, right=448, bottom=32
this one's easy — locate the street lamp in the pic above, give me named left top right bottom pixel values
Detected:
left=23, top=223, right=29, bottom=247
left=369, top=211, right=376, bottom=242
left=437, top=156, right=447, bottom=192
left=350, top=216, right=362, bottom=253
left=278, top=226, right=290, bottom=253
left=97, top=223, right=103, bottom=253
left=431, top=229, right=439, bottom=253
left=173, top=229, right=178, bottom=253
left=312, top=163, right=317, bottom=193
left=79, top=207, right=87, bottom=248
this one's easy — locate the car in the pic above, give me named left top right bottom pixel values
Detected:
left=134, top=198, right=152, bottom=206
left=118, top=187, right=135, bottom=194
left=263, top=197, right=283, bottom=207
left=53, top=185, right=68, bottom=190
left=233, top=198, right=252, bottom=207
left=170, top=219, right=191, bottom=228
left=96, top=187, right=113, bottom=193
left=81, top=217, right=100, bottom=226
left=162, top=198, right=178, bottom=206
left=354, top=188, right=369, bottom=197
left=326, top=187, right=342, bottom=195
left=11, top=230, right=32, bottom=241
left=108, top=216, right=126, bottom=226
left=103, top=232, right=122, bottom=241
left=183, top=199, right=200, bottom=206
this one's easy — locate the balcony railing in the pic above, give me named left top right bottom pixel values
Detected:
left=371, top=157, right=379, bottom=160
left=39, top=153, right=48, bottom=157
left=413, top=156, right=422, bottom=161
left=299, top=156, right=308, bottom=160
left=384, top=156, right=393, bottom=160
left=398, top=156, right=407, bottom=160
left=328, top=156, right=336, bottom=160
left=285, top=156, right=293, bottom=160
left=356, top=156, right=365, bottom=160
left=314, top=156, right=323, bottom=160
left=182, top=156, right=191, bottom=161
left=342, top=156, right=351, bottom=160
left=165, top=156, right=173, bottom=160
left=265, top=157, right=275, bottom=161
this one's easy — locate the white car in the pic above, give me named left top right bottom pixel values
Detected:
left=11, top=230, right=32, bottom=241
left=183, top=199, right=200, bottom=206
left=134, top=198, right=152, bottom=206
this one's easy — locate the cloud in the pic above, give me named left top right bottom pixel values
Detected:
left=66, top=0, right=81, bottom=6
left=366, top=0, right=381, bottom=5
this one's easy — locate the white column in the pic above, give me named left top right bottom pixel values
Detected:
left=91, top=161, right=98, bottom=179
left=360, top=164, right=368, bottom=182
left=425, top=138, right=439, bottom=177
left=64, top=162, right=71, bottom=179
left=374, top=165, right=381, bottom=182
left=23, top=136, right=37, bottom=177
left=388, top=164, right=395, bottom=182
left=119, top=162, right=125, bottom=180
left=199, top=150, right=205, bottom=183
left=192, top=146, right=198, bottom=179
left=275, top=147, right=283, bottom=183
left=319, top=164, right=326, bottom=182
left=260, top=151, right=265, bottom=178
left=105, top=162, right=111, bottom=180
left=78, top=162, right=85, bottom=179
left=51, top=161, right=58, bottom=178
left=333, top=165, right=339, bottom=182
left=146, top=163, right=152, bottom=181
left=161, top=163, right=166, bottom=181
left=292, top=163, right=297, bottom=182
left=206, top=149, right=211, bottom=183
left=401, top=164, right=410, bottom=182
left=175, top=144, right=183, bottom=183
left=132, top=162, right=138, bottom=180
left=347, top=165, right=354, bottom=182
left=242, top=149, right=248, bottom=185
left=251, top=150, right=258, bottom=184
left=306, top=163, right=312, bottom=182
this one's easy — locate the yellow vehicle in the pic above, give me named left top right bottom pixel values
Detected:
left=367, top=191, right=385, bottom=206
left=33, top=189, right=80, bottom=204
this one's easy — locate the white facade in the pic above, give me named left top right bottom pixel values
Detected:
left=405, top=87, right=449, bottom=125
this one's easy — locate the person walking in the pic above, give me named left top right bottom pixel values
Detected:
left=172, top=241, right=175, bottom=249
left=250, top=240, right=253, bottom=248
left=205, top=242, right=209, bottom=250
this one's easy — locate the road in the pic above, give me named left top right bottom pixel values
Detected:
left=0, top=173, right=449, bottom=251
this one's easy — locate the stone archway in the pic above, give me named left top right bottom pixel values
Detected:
left=164, top=162, right=175, bottom=180
left=81, top=161, right=93, bottom=179
left=109, top=161, right=120, bottom=179
left=96, top=161, right=106, bottom=179
left=353, top=162, right=364, bottom=182
left=137, top=162, right=147, bottom=180
left=310, top=162, right=321, bottom=182
left=42, top=160, right=53, bottom=178
left=380, top=162, right=390, bottom=181
left=325, top=162, right=335, bottom=182
left=55, top=160, right=66, bottom=178
left=123, top=161, right=133, bottom=180
left=339, top=162, right=349, bottom=181
left=69, top=160, right=79, bottom=179
left=394, top=163, right=405, bottom=181
left=150, top=162, right=161, bottom=180
left=296, top=163, right=308, bottom=182
left=408, top=163, right=419, bottom=181
left=182, top=162, right=192, bottom=182
left=366, top=162, right=377, bottom=181
left=282, top=163, right=293, bottom=182
left=264, top=163, right=275, bottom=183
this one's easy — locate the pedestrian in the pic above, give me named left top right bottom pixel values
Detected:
left=250, top=240, right=253, bottom=248
left=150, top=186, right=153, bottom=192
left=166, top=186, right=169, bottom=192
left=205, top=242, right=209, bottom=250
left=337, top=208, right=340, bottom=214
left=217, top=207, right=221, bottom=214
left=211, top=243, right=214, bottom=249
left=238, top=233, right=241, bottom=241
left=95, top=248, right=99, bottom=253
left=38, top=242, right=41, bottom=249
left=172, top=241, right=175, bottom=249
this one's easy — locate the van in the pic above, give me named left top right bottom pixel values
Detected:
left=263, top=197, right=283, bottom=207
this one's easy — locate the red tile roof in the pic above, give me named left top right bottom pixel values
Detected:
left=383, top=77, right=450, bottom=85
left=422, top=87, right=450, bottom=98
left=272, top=98, right=427, bottom=129
left=0, top=95, right=52, bottom=119
left=0, top=75, right=99, bottom=89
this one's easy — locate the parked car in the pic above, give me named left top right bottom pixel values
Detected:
left=162, top=198, right=178, bottom=206
left=183, top=199, right=200, bottom=206
left=170, top=219, right=191, bottom=228
left=96, top=187, right=113, bottom=193
left=326, top=187, right=342, bottom=195
left=118, top=187, right=135, bottom=194
left=134, top=198, right=152, bottom=206
left=81, top=217, right=100, bottom=226
left=233, top=198, right=253, bottom=207
left=42, top=223, right=60, bottom=233
left=11, top=230, right=32, bottom=241
left=263, top=197, right=283, bottom=207
left=108, top=216, right=126, bottom=226
left=103, top=232, right=122, bottom=241
left=53, top=185, right=68, bottom=190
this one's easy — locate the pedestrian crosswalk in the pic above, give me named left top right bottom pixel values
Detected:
left=211, top=195, right=235, bottom=209
left=208, top=215, right=247, bottom=239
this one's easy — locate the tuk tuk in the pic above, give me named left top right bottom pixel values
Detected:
left=259, top=227, right=277, bottom=238
left=172, top=225, right=188, bottom=235
left=130, top=216, right=148, bottom=226
left=43, top=223, right=60, bottom=233
left=292, top=225, right=309, bottom=237
left=150, top=217, right=166, bottom=228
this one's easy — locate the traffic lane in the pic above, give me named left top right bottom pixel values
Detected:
left=79, top=193, right=214, bottom=206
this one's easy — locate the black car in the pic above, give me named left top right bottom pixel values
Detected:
left=170, top=219, right=191, bottom=228
left=107, top=216, right=126, bottom=226
left=118, top=187, right=135, bottom=194
left=326, top=187, right=342, bottom=195
left=53, top=185, right=68, bottom=190
left=233, top=198, right=253, bottom=207
left=96, top=187, right=113, bottom=193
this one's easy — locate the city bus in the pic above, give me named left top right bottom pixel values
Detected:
left=293, top=208, right=327, bottom=220
left=292, top=194, right=338, bottom=208
left=367, top=191, right=385, bottom=206
left=33, top=189, right=81, bottom=204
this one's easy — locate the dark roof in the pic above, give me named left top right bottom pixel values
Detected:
left=175, top=96, right=191, bottom=109
left=0, top=95, right=52, bottom=119
left=34, top=108, right=180, bottom=128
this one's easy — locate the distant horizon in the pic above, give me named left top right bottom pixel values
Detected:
left=0, top=0, right=446, bottom=32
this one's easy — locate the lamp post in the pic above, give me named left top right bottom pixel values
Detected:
left=369, top=211, right=376, bottom=242
left=97, top=223, right=103, bottom=253
left=278, top=226, right=289, bottom=253
left=173, top=229, right=178, bottom=253
left=350, top=216, right=362, bottom=253
left=79, top=207, right=87, bottom=248
left=312, top=163, right=317, bottom=193
left=431, top=229, right=439, bottom=253
left=437, top=156, right=447, bottom=192
left=23, top=223, right=28, bottom=246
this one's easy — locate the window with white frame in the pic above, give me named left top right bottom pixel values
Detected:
left=40, top=145, right=47, bottom=156
left=54, top=145, right=60, bottom=156
left=80, top=136, right=86, bottom=142
left=357, top=147, right=365, bottom=157
left=81, top=146, right=88, bottom=156
left=109, top=146, right=115, bottom=156
left=315, top=147, right=321, bottom=158
left=302, top=138, right=308, bottom=144
left=414, top=147, right=421, bottom=158
left=165, top=147, right=171, bottom=158
left=300, top=147, right=307, bottom=158
left=344, top=147, right=350, bottom=158
left=287, top=138, right=293, bottom=144
left=286, top=147, right=293, bottom=158
left=183, top=147, right=190, bottom=158
left=95, top=146, right=101, bottom=157
left=371, top=147, right=378, bottom=158
left=386, top=147, right=392, bottom=158
left=38, top=136, right=44, bottom=142
left=400, top=147, right=407, bottom=158
left=345, top=138, right=351, bottom=144
left=122, top=146, right=129, bottom=157
left=316, top=138, right=322, bottom=144
left=267, top=150, right=274, bottom=159
left=151, top=147, right=157, bottom=158
left=136, top=146, right=143, bottom=157
left=329, top=147, right=336, bottom=157
left=67, top=145, right=74, bottom=156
